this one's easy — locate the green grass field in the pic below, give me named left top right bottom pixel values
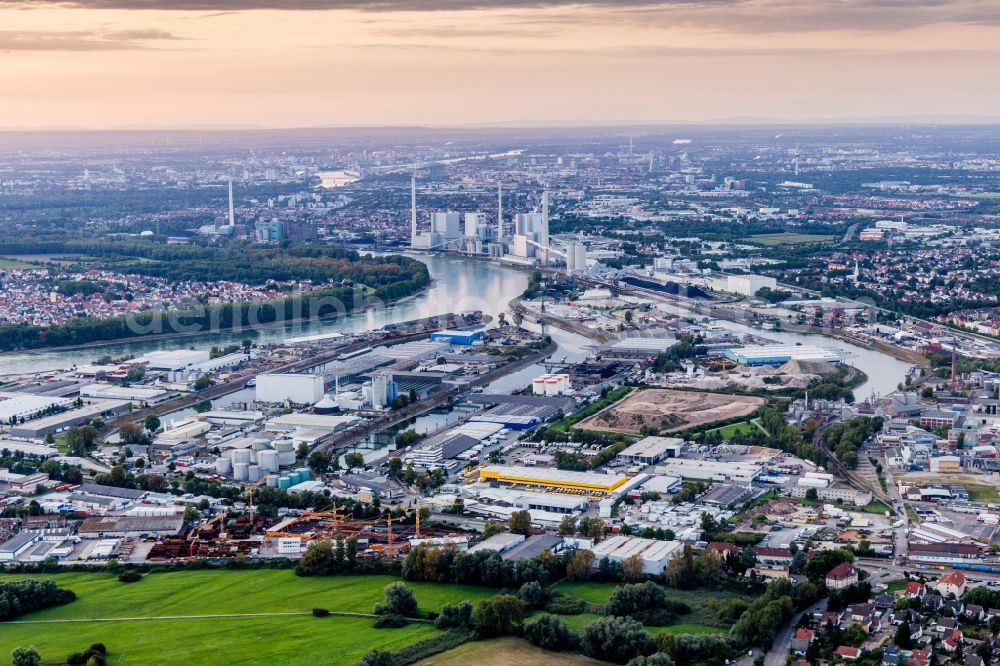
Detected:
left=849, top=499, right=893, bottom=515
left=0, top=570, right=495, bottom=666
left=551, top=582, right=745, bottom=629
left=0, top=257, right=37, bottom=269
left=704, top=420, right=760, bottom=438
left=747, top=233, right=835, bottom=246
left=885, top=579, right=907, bottom=594
left=964, top=483, right=1000, bottom=503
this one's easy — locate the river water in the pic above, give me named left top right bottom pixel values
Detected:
left=0, top=254, right=529, bottom=376
left=0, top=254, right=911, bottom=399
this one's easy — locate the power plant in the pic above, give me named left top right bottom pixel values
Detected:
left=409, top=177, right=586, bottom=274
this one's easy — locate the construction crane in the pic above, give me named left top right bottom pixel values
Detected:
left=303, top=502, right=347, bottom=528
left=384, top=512, right=407, bottom=555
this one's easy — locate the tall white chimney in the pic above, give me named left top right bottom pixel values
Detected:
left=497, top=181, right=503, bottom=241
left=410, top=175, right=417, bottom=241
left=227, top=178, right=235, bottom=227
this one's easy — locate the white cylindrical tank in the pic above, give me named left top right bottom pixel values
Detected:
left=258, top=450, right=280, bottom=473
left=265, top=474, right=279, bottom=487
left=214, top=457, right=232, bottom=476
left=233, top=463, right=249, bottom=481
left=232, top=449, right=252, bottom=465
left=248, top=465, right=262, bottom=483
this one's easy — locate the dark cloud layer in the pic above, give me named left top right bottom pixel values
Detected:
left=5, top=0, right=1000, bottom=34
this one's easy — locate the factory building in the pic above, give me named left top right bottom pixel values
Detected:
left=256, top=373, right=325, bottom=405
left=721, top=274, right=777, bottom=297
left=478, top=465, right=629, bottom=495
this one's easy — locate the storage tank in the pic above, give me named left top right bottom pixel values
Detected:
left=251, top=441, right=271, bottom=464
left=295, top=467, right=311, bottom=482
left=233, top=463, right=249, bottom=481
left=232, top=449, right=252, bottom=465
left=265, top=474, right=279, bottom=488
left=289, top=471, right=303, bottom=484
left=258, top=450, right=280, bottom=473
left=214, top=457, right=232, bottom=476
left=247, top=465, right=262, bottom=483
left=274, top=441, right=296, bottom=466
left=278, top=476, right=292, bottom=489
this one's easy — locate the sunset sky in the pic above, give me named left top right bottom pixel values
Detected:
left=2, top=0, right=1000, bottom=128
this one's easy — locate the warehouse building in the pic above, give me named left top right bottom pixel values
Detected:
left=430, top=330, right=484, bottom=345
left=0, top=394, right=74, bottom=423
left=501, top=534, right=565, bottom=561
left=617, top=436, right=683, bottom=466
left=407, top=433, right=480, bottom=469
left=600, top=336, right=678, bottom=359
left=78, top=384, right=172, bottom=404
left=656, top=459, right=760, bottom=483
left=138, top=350, right=211, bottom=372
left=472, top=487, right=589, bottom=514
left=478, top=465, right=629, bottom=495
left=0, top=440, right=59, bottom=458
left=264, top=413, right=361, bottom=434
left=724, top=344, right=841, bottom=366
left=590, top=535, right=683, bottom=575
left=0, top=532, right=42, bottom=561
left=9, top=400, right=131, bottom=439
left=468, top=532, right=526, bottom=554
left=78, top=514, right=185, bottom=538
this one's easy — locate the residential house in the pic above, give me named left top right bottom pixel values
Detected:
left=844, top=603, right=882, bottom=633
left=964, top=603, right=985, bottom=621
left=940, top=628, right=963, bottom=653
left=827, top=562, right=860, bottom=589
left=935, top=570, right=967, bottom=598
left=791, top=628, right=814, bottom=655
left=934, top=616, right=959, bottom=636
left=753, top=546, right=794, bottom=566
left=836, top=645, right=861, bottom=661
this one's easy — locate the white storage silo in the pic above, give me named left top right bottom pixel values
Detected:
left=258, top=450, right=280, bottom=473
left=214, top=457, right=232, bottom=476
left=233, top=463, right=249, bottom=481
left=248, top=465, right=262, bottom=483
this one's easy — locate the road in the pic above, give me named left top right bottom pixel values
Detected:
left=840, top=222, right=860, bottom=245
left=764, top=598, right=827, bottom=666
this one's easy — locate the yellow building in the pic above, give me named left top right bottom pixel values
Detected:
left=478, top=465, right=629, bottom=495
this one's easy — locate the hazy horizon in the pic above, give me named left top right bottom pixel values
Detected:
left=3, top=0, right=1000, bottom=128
